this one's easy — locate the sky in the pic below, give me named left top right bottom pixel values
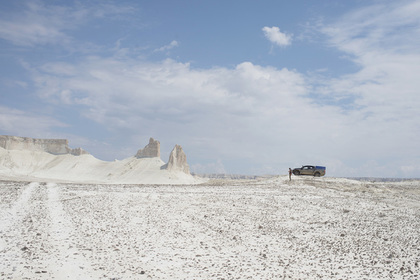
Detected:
left=1, top=0, right=420, bottom=178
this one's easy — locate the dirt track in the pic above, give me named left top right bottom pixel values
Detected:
left=1, top=177, right=419, bottom=279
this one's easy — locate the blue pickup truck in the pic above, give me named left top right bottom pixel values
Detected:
left=292, top=165, right=326, bottom=177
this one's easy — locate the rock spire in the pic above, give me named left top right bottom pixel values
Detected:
left=135, top=138, right=161, bottom=158
left=164, top=144, right=190, bottom=174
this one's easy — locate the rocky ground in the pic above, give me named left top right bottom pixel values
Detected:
left=0, top=176, right=419, bottom=279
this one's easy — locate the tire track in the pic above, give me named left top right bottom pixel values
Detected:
left=46, top=183, right=98, bottom=279
left=0, top=182, right=39, bottom=279
left=0, top=182, right=38, bottom=251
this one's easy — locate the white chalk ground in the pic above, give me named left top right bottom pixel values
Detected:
left=0, top=176, right=419, bottom=279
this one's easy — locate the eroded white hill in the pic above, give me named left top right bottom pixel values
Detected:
left=0, top=136, right=201, bottom=184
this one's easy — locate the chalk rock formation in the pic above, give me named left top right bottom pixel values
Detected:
left=70, top=147, right=89, bottom=156
left=135, top=138, right=160, bottom=158
left=164, top=145, right=190, bottom=174
left=0, top=135, right=88, bottom=156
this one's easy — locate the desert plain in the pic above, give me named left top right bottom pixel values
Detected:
left=0, top=176, right=419, bottom=280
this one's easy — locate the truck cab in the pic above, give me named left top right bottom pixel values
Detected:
left=292, top=165, right=326, bottom=177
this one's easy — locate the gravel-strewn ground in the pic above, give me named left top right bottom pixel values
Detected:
left=1, top=177, right=419, bottom=279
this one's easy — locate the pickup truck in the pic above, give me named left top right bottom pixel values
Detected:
left=292, top=165, right=326, bottom=177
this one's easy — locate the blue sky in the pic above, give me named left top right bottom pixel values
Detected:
left=1, top=0, right=420, bottom=178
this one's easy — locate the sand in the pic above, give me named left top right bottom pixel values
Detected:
left=1, top=176, right=419, bottom=279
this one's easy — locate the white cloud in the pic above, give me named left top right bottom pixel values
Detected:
left=154, top=40, right=179, bottom=52
left=0, top=106, right=66, bottom=137
left=311, top=0, right=420, bottom=177
left=0, top=2, right=76, bottom=46
left=30, top=57, right=319, bottom=171
left=0, top=18, right=69, bottom=47
left=262, top=26, right=292, bottom=47
left=0, top=1, right=135, bottom=47
left=32, top=58, right=309, bottom=128
left=321, top=1, right=420, bottom=56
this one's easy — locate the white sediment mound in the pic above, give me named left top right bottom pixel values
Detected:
left=0, top=135, right=201, bottom=184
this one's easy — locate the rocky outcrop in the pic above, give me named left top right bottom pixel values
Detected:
left=135, top=138, right=160, bottom=158
left=0, top=135, right=88, bottom=156
left=163, top=145, right=190, bottom=174
left=70, top=147, right=89, bottom=156
left=136, top=138, right=190, bottom=174
left=0, top=135, right=198, bottom=184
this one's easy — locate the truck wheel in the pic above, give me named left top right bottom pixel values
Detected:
left=293, top=170, right=300, bottom=175
left=314, top=172, right=321, bottom=177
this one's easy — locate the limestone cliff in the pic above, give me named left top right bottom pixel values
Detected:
left=135, top=138, right=160, bottom=158
left=0, top=135, right=198, bottom=183
left=0, top=135, right=88, bottom=156
left=163, top=144, right=190, bottom=174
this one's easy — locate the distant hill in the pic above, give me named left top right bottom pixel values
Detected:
left=346, top=177, right=420, bottom=182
